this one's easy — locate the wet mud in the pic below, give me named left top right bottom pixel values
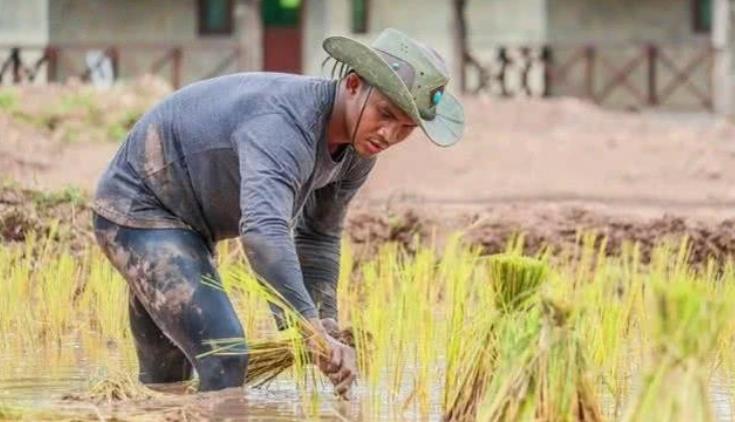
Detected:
left=345, top=206, right=735, bottom=264
left=4, top=184, right=735, bottom=265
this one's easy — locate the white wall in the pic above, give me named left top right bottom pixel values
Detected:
left=46, top=0, right=258, bottom=85
left=302, top=0, right=456, bottom=84
left=0, top=0, right=49, bottom=45
left=467, top=0, right=547, bottom=46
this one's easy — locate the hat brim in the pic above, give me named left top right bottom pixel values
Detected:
left=323, top=36, right=464, bottom=147
left=419, top=91, right=464, bottom=147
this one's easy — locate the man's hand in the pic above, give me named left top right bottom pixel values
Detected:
left=320, top=317, right=340, bottom=337
left=307, top=318, right=357, bottom=399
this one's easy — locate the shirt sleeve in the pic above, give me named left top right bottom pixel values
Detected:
left=294, top=153, right=376, bottom=321
left=234, top=113, right=318, bottom=318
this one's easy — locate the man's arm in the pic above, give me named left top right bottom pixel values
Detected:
left=235, top=115, right=360, bottom=397
left=235, top=113, right=319, bottom=318
left=295, top=153, right=376, bottom=321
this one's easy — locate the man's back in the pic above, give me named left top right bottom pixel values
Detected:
left=93, top=72, right=347, bottom=244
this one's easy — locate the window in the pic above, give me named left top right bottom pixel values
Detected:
left=352, top=0, right=369, bottom=34
left=199, top=0, right=234, bottom=35
left=693, top=0, right=712, bottom=33
left=262, top=0, right=301, bottom=27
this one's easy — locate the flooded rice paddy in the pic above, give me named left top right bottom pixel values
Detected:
left=3, top=231, right=735, bottom=421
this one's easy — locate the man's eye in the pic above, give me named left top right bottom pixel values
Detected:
left=380, top=109, right=392, bottom=119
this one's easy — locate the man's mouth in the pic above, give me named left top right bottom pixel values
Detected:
left=366, top=138, right=386, bottom=154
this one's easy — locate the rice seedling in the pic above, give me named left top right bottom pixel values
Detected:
left=4, top=218, right=735, bottom=421
left=621, top=245, right=734, bottom=422
left=554, top=238, right=645, bottom=418
left=243, top=325, right=364, bottom=387
left=443, top=253, right=549, bottom=421
left=476, top=296, right=603, bottom=422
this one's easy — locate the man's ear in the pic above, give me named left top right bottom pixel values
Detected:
left=345, top=73, right=361, bottom=95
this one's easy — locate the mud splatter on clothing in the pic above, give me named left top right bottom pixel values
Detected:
left=94, top=73, right=375, bottom=318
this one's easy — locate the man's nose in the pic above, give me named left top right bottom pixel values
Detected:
left=379, top=124, right=400, bottom=144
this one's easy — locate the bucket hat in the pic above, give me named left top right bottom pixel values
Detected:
left=323, top=28, right=465, bottom=147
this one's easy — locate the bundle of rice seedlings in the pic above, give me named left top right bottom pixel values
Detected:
left=444, top=254, right=549, bottom=421
left=244, top=326, right=364, bottom=387
left=200, top=270, right=371, bottom=392
left=476, top=298, right=603, bottom=422
left=621, top=272, right=732, bottom=422
left=489, top=254, right=548, bottom=312
left=61, top=368, right=159, bottom=404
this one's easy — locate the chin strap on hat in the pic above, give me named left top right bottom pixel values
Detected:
left=350, top=85, right=374, bottom=147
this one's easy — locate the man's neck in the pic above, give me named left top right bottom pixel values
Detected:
left=326, top=82, right=350, bottom=155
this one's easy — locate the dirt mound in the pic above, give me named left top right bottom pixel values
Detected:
left=347, top=209, right=427, bottom=253
left=0, top=183, right=92, bottom=249
left=345, top=205, right=735, bottom=264
left=4, top=184, right=735, bottom=265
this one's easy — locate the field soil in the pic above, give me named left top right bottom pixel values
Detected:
left=3, top=81, right=735, bottom=260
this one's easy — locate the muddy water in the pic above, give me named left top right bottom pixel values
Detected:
left=1, top=339, right=732, bottom=421
left=0, top=339, right=366, bottom=421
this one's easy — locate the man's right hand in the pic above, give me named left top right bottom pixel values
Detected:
left=306, top=318, right=357, bottom=399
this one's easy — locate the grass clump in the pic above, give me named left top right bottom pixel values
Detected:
left=0, top=90, right=18, bottom=112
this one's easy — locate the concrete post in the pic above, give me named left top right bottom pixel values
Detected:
left=712, top=0, right=732, bottom=115
left=237, top=0, right=263, bottom=71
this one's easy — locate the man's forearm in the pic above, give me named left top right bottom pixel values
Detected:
left=295, top=230, right=341, bottom=321
left=240, top=230, right=319, bottom=319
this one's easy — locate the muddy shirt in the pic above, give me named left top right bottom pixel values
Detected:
left=93, top=73, right=376, bottom=319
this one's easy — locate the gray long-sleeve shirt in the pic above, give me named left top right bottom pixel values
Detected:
left=93, top=73, right=376, bottom=319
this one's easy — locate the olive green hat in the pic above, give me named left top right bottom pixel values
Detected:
left=323, top=28, right=465, bottom=147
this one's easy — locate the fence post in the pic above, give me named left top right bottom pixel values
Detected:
left=584, top=45, right=596, bottom=101
left=172, top=47, right=182, bottom=89
left=108, top=47, right=119, bottom=81
left=647, top=44, right=658, bottom=106
left=10, top=47, right=22, bottom=83
left=541, top=45, right=553, bottom=97
left=712, top=0, right=732, bottom=114
left=496, top=47, right=510, bottom=97
left=45, top=47, right=58, bottom=83
left=239, top=0, right=263, bottom=71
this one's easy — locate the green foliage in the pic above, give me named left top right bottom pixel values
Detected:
left=0, top=90, right=18, bottom=112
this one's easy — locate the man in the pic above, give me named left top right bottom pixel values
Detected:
left=92, top=28, right=464, bottom=396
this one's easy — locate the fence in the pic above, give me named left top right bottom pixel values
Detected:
left=0, top=43, right=246, bottom=89
left=462, top=42, right=714, bottom=110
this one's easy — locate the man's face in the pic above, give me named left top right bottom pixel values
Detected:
left=345, top=76, right=417, bottom=157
